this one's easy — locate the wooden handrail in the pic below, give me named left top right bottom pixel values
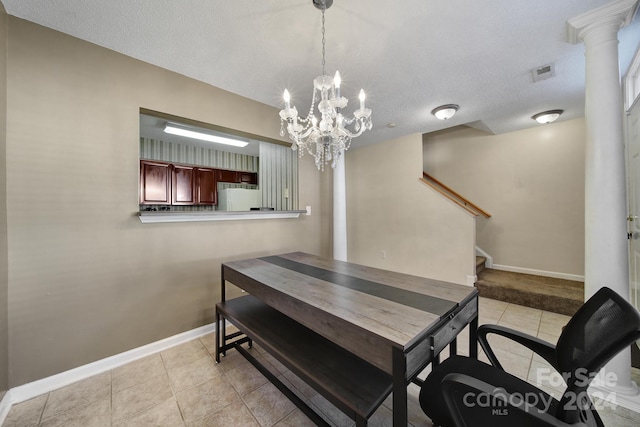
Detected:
left=421, top=172, right=492, bottom=218
left=420, top=178, right=479, bottom=217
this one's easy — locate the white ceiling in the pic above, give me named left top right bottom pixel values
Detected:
left=4, top=0, right=640, bottom=148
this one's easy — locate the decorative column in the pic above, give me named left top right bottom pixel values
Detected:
left=333, top=151, right=348, bottom=261
left=568, top=0, right=639, bottom=399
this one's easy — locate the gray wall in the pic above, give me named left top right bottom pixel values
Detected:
left=0, top=2, right=8, bottom=402
left=346, top=134, right=476, bottom=285
left=423, top=121, right=586, bottom=277
left=6, top=16, right=330, bottom=387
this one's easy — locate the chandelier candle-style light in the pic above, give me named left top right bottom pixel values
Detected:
left=279, top=0, right=372, bottom=171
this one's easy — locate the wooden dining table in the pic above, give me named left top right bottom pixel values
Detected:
left=216, top=252, right=479, bottom=426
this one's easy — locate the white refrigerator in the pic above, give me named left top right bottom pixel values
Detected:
left=217, top=189, right=262, bottom=211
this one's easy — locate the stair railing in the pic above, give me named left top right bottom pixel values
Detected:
left=420, top=172, right=491, bottom=218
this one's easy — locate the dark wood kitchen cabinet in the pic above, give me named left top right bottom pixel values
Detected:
left=173, top=165, right=219, bottom=206
left=196, top=168, right=217, bottom=205
left=218, top=169, right=239, bottom=183
left=140, top=160, right=171, bottom=205
left=172, top=165, right=196, bottom=205
left=140, top=160, right=255, bottom=207
left=218, top=169, right=258, bottom=185
left=240, top=172, right=258, bottom=185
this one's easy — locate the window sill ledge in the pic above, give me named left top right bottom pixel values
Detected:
left=138, top=210, right=307, bottom=223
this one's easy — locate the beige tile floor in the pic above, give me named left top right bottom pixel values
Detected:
left=3, top=296, right=640, bottom=426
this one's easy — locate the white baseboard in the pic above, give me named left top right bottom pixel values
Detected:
left=9, top=322, right=216, bottom=405
left=0, top=389, right=12, bottom=426
left=491, top=264, right=584, bottom=283
left=590, top=382, right=640, bottom=413
left=466, top=275, right=477, bottom=287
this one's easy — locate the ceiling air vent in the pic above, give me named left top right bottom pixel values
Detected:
left=532, top=63, right=555, bottom=82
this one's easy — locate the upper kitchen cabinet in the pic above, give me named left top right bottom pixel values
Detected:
left=218, top=169, right=239, bottom=183
left=217, top=169, right=258, bottom=185
left=196, top=168, right=217, bottom=205
left=140, top=160, right=171, bottom=205
left=172, top=164, right=196, bottom=205
left=239, top=172, right=258, bottom=185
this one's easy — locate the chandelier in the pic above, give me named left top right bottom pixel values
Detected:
left=279, top=0, right=372, bottom=171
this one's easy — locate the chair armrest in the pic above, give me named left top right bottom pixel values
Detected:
left=478, top=324, right=558, bottom=371
left=441, top=373, right=589, bottom=427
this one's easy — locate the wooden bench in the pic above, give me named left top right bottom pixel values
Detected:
left=215, top=295, right=393, bottom=427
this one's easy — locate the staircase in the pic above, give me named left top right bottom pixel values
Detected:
left=475, top=257, right=584, bottom=316
left=421, top=170, right=584, bottom=316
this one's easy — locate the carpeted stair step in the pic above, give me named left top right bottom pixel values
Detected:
left=475, top=256, right=487, bottom=275
left=475, top=268, right=584, bottom=316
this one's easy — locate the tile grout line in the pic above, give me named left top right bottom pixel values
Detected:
left=199, top=337, right=244, bottom=426
left=158, top=345, right=186, bottom=426
left=36, top=392, right=49, bottom=426
left=109, top=370, right=112, bottom=427
left=217, top=346, right=267, bottom=427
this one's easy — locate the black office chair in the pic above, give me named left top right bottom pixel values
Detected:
left=419, top=287, right=640, bottom=427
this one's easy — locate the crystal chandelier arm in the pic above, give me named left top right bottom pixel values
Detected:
left=287, top=122, right=317, bottom=141
left=332, top=109, right=372, bottom=137
left=337, top=123, right=367, bottom=139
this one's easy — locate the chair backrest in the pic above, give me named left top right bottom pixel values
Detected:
left=554, top=286, right=640, bottom=423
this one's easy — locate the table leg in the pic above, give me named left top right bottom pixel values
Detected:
left=469, top=314, right=479, bottom=359
left=392, top=347, right=408, bottom=426
left=219, top=267, right=227, bottom=358
left=215, top=309, right=221, bottom=363
left=449, top=337, right=457, bottom=356
left=221, top=267, right=226, bottom=302
left=220, top=317, right=227, bottom=357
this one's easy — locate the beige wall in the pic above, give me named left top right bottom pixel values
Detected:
left=5, top=17, right=330, bottom=387
left=423, top=119, right=586, bottom=276
left=0, top=2, right=8, bottom=401
left=346, top=133, right=476, bottom=285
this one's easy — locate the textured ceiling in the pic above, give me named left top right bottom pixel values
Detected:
left=3, top=0, right=640, bottom=148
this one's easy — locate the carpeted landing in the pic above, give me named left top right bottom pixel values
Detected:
left=475, top=266, right=584, bottom=317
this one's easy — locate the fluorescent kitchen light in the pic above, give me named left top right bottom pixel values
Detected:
left=164, top=124, right=249, bottom=147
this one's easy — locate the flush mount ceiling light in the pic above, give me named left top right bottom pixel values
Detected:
left=532, top=110, right=563, bottom=124
left=279, top=0, right=372, bottom=171
left=164, top=123, right=249, bottom=147
left=431, top=104, right=459, bottom=120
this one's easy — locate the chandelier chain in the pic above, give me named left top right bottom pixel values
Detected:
left=321, top=6, right=326, bottom=76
